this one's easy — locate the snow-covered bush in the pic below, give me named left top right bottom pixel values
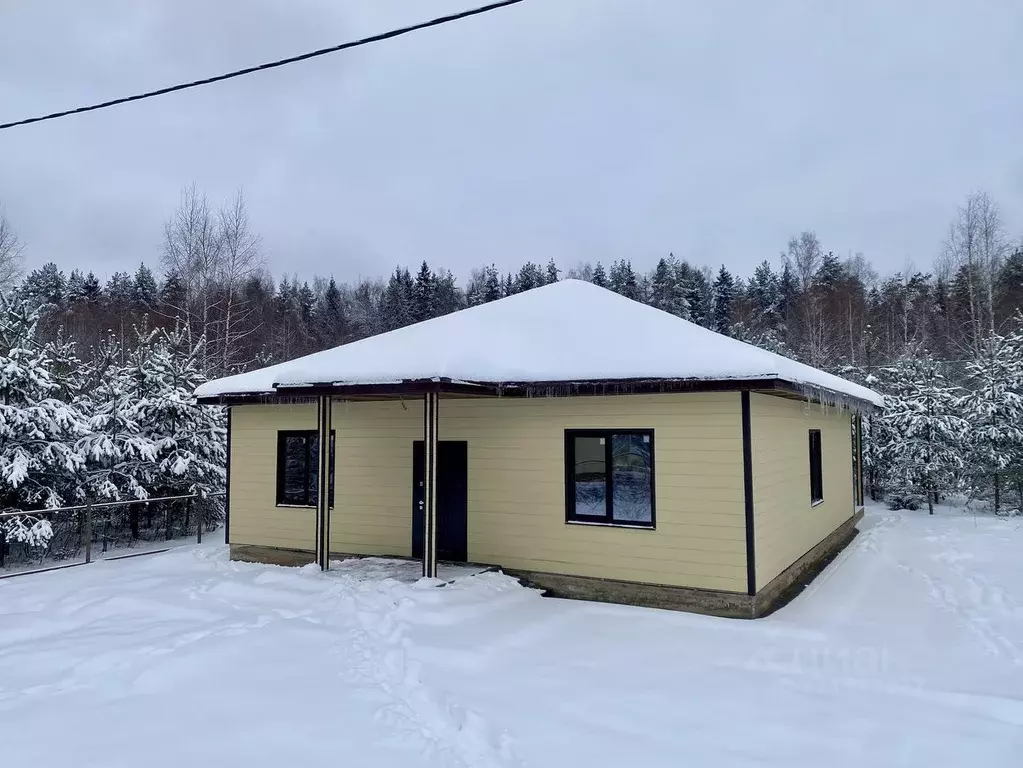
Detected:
left=885, top=491, right=925, bottom=512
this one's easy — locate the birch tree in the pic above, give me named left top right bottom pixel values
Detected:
left=784, top=231, right=830, bottom=366
left=943, top=192, right=1008, bottom=352
left=216, top=190, right=264, bottom=375
left=161, top=184, right=223, bottom=369
left=0, top=205, right=25, bottom=292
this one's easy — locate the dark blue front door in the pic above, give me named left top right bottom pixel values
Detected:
left=412, top=441, right=468, bottom=563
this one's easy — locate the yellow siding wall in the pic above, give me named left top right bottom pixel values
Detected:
left=229, top=404, right=317, bottom=551
left=229, top=393, right=749, bottom=592
left=229, top=401, right=423, bottom=557
left=330, top=400, right=423, bottom=557
left=750, top=393, right=855, bottom=589
left=443, top=394, right=747, bottom=592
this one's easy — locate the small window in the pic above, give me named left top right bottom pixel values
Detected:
left=809, top=429, right=823, bottom=505
left=276, top=431, right=335, bottom=507
left=565, top=430, right=654, bottom=527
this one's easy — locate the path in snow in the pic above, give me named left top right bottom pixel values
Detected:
left=1, top=506, right=1021, bottom=767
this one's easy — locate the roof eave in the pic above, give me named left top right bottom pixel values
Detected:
left=494, top=377, right=878, bottom=410
left=198, top=375, right=878, bottom=410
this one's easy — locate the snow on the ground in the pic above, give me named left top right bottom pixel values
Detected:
left=1, top=506, right=1021, bottom=767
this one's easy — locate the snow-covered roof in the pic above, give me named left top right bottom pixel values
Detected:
left=195, top=279, right=882, bottom=407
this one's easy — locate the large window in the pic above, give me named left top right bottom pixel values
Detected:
left=565, top=430, right=654, bottom=527
left=809, top=429, right=823, bottom=505
left=276, top=431, right=335, bottom=507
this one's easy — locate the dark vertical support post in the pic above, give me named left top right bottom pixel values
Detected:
left=224, top=407, right=232, bottom=545
left=423, top=391, right=439, bottom=579
left=84, top=503, right=93, bottom=564
left=741, top=391, right=756, bottom=597
left=855, top=412, right=864, bottom=508
left=315, top=395, right=332, bottom=571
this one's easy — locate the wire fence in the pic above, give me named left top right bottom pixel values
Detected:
left=0, top=492, right=225, bottom=576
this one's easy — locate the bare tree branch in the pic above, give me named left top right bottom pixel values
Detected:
left=0, top=204, right=26, bottom=291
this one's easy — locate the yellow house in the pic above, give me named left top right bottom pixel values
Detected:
left=196, top=280, right=880, bottom=618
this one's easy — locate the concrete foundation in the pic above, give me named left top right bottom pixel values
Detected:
left=229, top=509, right=863, bottom=619
left=504, top=568, right=757, bottom=618
left=229, top=544, right=315, bottom=567
left=507, top=510, right=863, bottom=619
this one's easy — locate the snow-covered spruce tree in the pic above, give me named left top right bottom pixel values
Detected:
left=74, top=332, right=160, bottom=538
left=729, top=321, right=793, bottom=359
left=0, top=298, right=88, bottom=555
left=686, top=267, right=714, bottom=329
left=746, top=259, right=781, bottom=334
left=650, top=255, right=690, bottom=319
left=608, top=260, right=639, bottom=300
left=862, top=360, right=915, bottom=506
left=482, top=265, right=502, bottom=303
left=880, top=350, right=968, bottom=514
left=135, top=326, right=226, bottom=532
left=544, top=258, right=560, bottom=285
left=836, top=362, right=891, bottom=502
left=861, top=377, right=890, bottom=503
left=712, top=265, right=736, bottom=335
left=515, top=261, right=545, bottom=294
left=961, top=331, right=1023, bottom=514
left=45, top=326, right=88, bottom=404
left=412, top=261, right=436, bottom=323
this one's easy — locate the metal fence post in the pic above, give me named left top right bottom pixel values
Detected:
left=192, top=496, right=200, bottom=544
left=84, top=503, right=93, bottom=564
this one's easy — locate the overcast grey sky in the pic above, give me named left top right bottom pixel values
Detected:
left=0, top=0, right=1021, bottom=283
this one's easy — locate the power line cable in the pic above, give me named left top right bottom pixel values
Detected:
left=0, top=0, right=527, bottom=132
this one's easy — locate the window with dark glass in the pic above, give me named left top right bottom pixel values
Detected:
left=276, top=431, right=335, bottom=507
left=809, top=429, right=823, bottom=505
left=565, top=430, right=654, bottom=526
